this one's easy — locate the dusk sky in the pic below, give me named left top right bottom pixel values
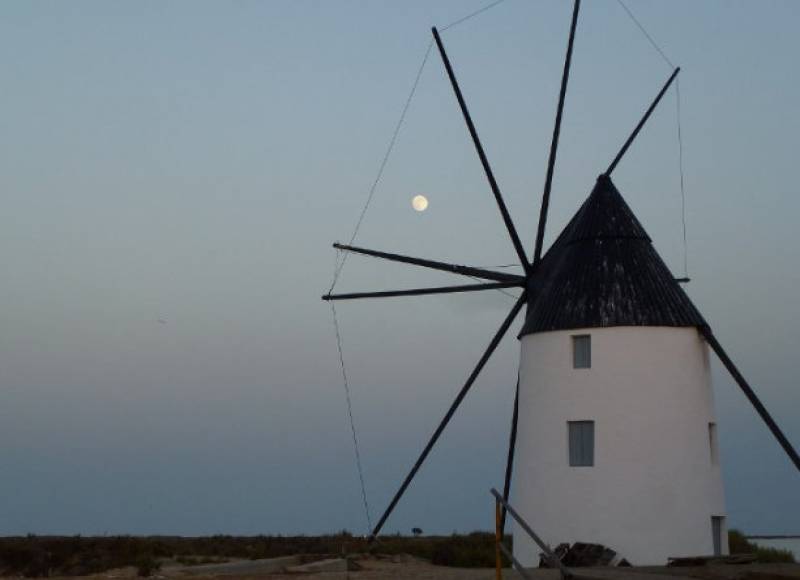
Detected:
left=0, top=0, right=798, bottom=538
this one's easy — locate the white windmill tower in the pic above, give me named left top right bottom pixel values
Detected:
left=513, top=174, right=728, bottom=565
left=323, top=0, right=800, bottom=567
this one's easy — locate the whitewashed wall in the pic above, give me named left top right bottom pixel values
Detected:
left=513, top=326, right=727, bottom=566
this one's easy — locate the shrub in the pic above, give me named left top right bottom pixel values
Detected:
left=135, top=555, right=161, bottom=577
left=728, top=530, right=795, bottom=563
left=429, top=532, right=507, bottom=568
left=0, top=532, right=512, bottom=574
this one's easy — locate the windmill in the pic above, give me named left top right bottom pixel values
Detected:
left=322, top=0, right=800, bottom=565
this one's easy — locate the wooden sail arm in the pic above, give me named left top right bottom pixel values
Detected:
left=323, top=281, right=521, bottom=301
left=332, top=242, right=525, bottom=284
left=606, top=66, right=680, bottom=176
left=369, top=292, right=527, bottom=540
left=700, top=325, right=800, bottom=472
left=431, top=27, right=531, bottom=276
left=534, top=0, right=581, bottom=265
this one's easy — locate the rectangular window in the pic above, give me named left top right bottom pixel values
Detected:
left=709, top=423, right=718, bottom=464
left=568, top=420, right=595, bottom=466
left=572, top=335, right=591, bottom=368
left=711, top=516, right=725, bottom=556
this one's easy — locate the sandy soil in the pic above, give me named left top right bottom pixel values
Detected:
left=203, top=560, right=800, bottom=580
left=268, top=561, right=798, bottom=580
left=28, top=556, right=800, bottom=580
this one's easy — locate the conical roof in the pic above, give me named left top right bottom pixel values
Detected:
left=520, top=175, right=706, bottom=336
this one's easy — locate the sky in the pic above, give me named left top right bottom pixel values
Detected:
left=0, top=0, right=798, bottom=539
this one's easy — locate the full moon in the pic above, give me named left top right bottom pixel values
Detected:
left=412, top=194, right=429, bottom=212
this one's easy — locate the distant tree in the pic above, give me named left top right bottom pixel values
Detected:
left=412, top=527, right=423, bottom=537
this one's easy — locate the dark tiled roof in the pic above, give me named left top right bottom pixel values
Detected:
left=520, top=175, right=706, bottom=336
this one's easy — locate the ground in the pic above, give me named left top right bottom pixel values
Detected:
left=27, top=555, right=800, bottom=580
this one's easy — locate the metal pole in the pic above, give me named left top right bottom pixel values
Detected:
left=533, top=0, right=581, bottom=264
left=700, top=326, right=800, bottom=471
left=332, top=243, right=524, bottom=284
left=432, top=27, right=531, bottom=275
left=606, top=67, right=680, bottom=176
left=369, top=293, right=527, bottom=539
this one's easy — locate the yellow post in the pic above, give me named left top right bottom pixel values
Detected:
left=495, top=499, right=503, bottom=580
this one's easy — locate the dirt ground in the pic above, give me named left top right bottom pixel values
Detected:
left=198, top=560, right=800, bottom=580
left=29, top=556, right=800, bottom=580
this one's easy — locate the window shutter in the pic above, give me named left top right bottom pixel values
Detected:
left=568, top=421, right=595, bottom=466
left=572, top=335, right=591, bottom=368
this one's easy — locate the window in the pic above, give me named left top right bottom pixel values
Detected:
left=568, top=421, right=594, bottom=466
left=709, top=423, right=718, bottom=464
left=711, top=516, right=725, bottom=556
left=572, top=335, right=591, bottom=368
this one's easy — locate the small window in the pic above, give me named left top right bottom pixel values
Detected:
left=568, top=420, right=594, bottom=466
left=709, top=423, right=718, bottom=464
left=572, top=335, right=591, bottom=368
left=711, top=516, right=725, bottom=556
